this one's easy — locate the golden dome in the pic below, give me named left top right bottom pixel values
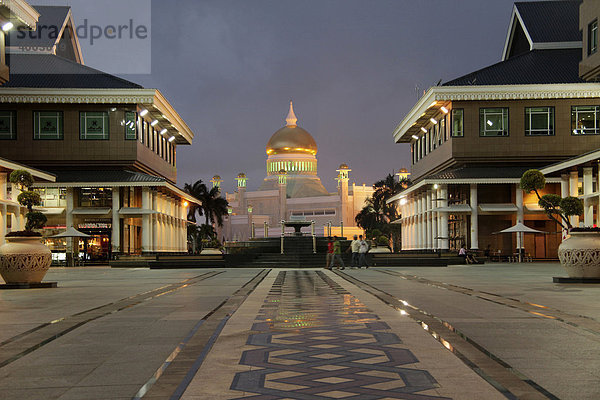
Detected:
left=266, top=101, right=317, bottom=156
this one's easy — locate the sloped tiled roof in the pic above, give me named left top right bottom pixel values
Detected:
left=50, top=170, right=165, bottom=184
left=443, top=49, right=584, bottom=86
left=1, top=54, right=143, bottom=89
left=7, top=6, right=71, bottom=48
left=426, top=166, right=533, bottom=181
left=515, top=1, right=581, bottom=43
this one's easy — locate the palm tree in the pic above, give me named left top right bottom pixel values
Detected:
left=197, top=186, right=229, bottom=227
left=355, top=173, right=405, bottom=249
left=183, top=180, right=205, bottom=223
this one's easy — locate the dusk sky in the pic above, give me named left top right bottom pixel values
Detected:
left=68, top=0, right=521, bottom=193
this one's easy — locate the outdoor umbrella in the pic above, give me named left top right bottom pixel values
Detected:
left=51, top=227, right=92, bottom=267
left=494, top=222, right=546, bottom=262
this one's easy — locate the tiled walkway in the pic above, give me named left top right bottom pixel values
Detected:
left=183, top=270, right=504, bottom=399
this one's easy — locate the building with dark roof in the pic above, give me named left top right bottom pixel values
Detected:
left=388, top=0, right=600, bottom=259
left=0, top=3, right=199, bottom=259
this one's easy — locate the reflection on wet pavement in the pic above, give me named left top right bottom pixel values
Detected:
left=230, top=270, right=450, bottom=399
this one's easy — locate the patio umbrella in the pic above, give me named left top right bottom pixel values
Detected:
left=494, top=223, right=546, bottom=262
left=51, top=228, right=92, bottom=267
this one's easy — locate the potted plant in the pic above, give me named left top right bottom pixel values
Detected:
left=0, top=170, right=52, bottom=284
left=520, top=169, right=595, bottom=278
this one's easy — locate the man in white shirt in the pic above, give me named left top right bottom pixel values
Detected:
left=358, top=235, right=369, bottom=268
left=349, top=235, right=360, bottom=268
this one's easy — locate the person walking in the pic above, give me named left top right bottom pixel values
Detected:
left=325, top=237, right=334, bottom=269
left=358, top=235, right=369, bottom=268
left=349, top=235, right=360, bottom=268
left=328, top=236, right=346, bottom=270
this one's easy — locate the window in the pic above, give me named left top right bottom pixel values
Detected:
left=525, top=107, right=554, bottom=136
left=0, top=111, right=16, bottom=139
left=439, top=116, right=446, bottom=144
left=124, top=111, right=137, bottom=140
left=78, top=187, right=112, bottom=207
left=479, top=108, right=509, bottom=136
left=451, top=109, right=463, bottom=137
left=80, top=112, right=109, bottom=140
left=572, top=106, right=600, bottom=135
left=589, top=19, right=598, bottom=55
left=34, top=111, right=63, bottom=139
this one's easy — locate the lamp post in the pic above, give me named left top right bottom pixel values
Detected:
left=280, top=220, right=285, bottom=254
left=264, top=221, right=268, bottom=238
left=311, top=220, right=316, bottom=254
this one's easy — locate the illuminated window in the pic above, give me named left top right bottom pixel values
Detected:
left=451, top=109, right=463, bottom=137
left=479, top=108, right=509, bottom=137
left=124, top=111, right=137, bottom=140
left=572, top=106, right=600, bottom=135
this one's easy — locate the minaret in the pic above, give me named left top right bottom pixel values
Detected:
left=278, top=169, right=287, bottom=222
left=286, top=100, right=298, bottom=126
left=235, top=173, right=247, bottom=214
left=210, top=175, right=223, bottom=195
left=336, top=164, right=351, bottom=226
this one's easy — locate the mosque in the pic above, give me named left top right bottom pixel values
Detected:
left=217, top=102, right=374, bottom=240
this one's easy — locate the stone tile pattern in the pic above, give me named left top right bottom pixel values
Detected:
left=231, top=271, right=449, bottom=399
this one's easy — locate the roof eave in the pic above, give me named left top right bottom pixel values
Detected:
left=0, top=87, right=195, bottom=145
left=393, top=83, right=600, bottom=144
left=4, top=0, right=39, bottom=29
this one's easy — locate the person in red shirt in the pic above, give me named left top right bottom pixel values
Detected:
left=325, top=237, right=334, bottom=269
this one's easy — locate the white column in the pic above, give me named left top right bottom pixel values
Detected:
left=470, top=184, right=479, bottom=250
left=152, top=215, right=159, bottom=252
left=583, top=167, right=593, bottom=227
left=111, top=188, right=120, bottom=254
left=439, top=185, right=449, bottom=251
left=431, top=191, right=438, bottom=250
left=516, top=184, right=524, bottom=253
left=416, top=194, right=423, bottom=249
left=0, top=173, right=6, bottom=200
left=426, top=190, right=432, bottom=250
left=141, top=187, right=151, bottom=253
left=66, top=187, right=75, bottom=253
left=561, top=174, right=569, bottom=239
left=597, top=164, right=600, bottom=227
left=569, top=171, right=579, bottom=227
left=0, top=204, right=6, bottom=246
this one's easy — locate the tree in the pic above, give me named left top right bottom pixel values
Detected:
left=355, top=173, right=405, bottom=249
left=197, top=186, right=229, bottom=227
left=9, top=170, right=46, bottom=236
left=520, top=169, right=583, bottom=230
left=183, top=179, right=229, bottom=252
left=183, top=180, right=205, bottom=223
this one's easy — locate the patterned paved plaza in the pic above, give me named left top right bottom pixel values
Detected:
left=0, top=264, right=598, bottom=399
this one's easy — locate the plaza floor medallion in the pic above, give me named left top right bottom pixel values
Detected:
left=230, top=270, right=450, bottom=399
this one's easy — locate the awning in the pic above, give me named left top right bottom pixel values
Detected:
left=51, top=227, right=92, bottom=238
left=479, top=203, right=518, bottom=213
left=495, top=223, right=545, bottom=234
left=119, top=207, right=157, bottom=215
left=71, top=208, right=111, bottom=215
left=525, top=203, right=543, bottom=212
left=432, top=204, right=472, bottom=213
left=34, top=207, right=65, bottom=215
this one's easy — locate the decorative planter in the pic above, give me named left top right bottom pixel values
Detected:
left=557, top=231, right=600, bottom=278
left=200, top=248, right=223, bottom=255
left=0, top=236, right=52, bottom=284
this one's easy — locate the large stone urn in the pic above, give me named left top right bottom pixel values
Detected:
left=557, top=231, right=600, bottom=278
left=0, top=236, right=52, bottom=284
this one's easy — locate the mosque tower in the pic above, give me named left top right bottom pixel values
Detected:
left=259, top=101, right=330, bottom=197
